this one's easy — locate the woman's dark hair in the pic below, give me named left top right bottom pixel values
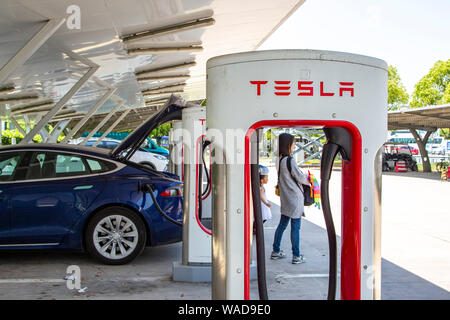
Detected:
left=279, top=133, right=295, bottom=157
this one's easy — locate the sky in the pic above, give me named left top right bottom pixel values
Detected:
left=259, top=0, right=450, bottom=96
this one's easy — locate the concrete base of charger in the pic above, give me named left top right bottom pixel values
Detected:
left=172, top=261, right=258, bottom=282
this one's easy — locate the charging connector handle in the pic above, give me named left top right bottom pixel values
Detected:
left=202, top=140, right=211, bottom=198
left=250, top=130, right=268, bottom=300
left=251, top=162, right=269, bottom=300
left=320, top=127, right=353, bottom=300
left=320, top=143, right=340, bottom=300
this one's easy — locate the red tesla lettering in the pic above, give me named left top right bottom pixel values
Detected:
left=339, top=82, right=354, bottom=97
left=199, top=119, right=206, bottom=125
left=250, top=81, right=268, bottom=96
left=251, top=80, right=355, bottom=97
left=274, top=81, right=291, bottom=96
left=298, top=81, right=313, bottom=96
left=320, top=81, right=335, bottom=96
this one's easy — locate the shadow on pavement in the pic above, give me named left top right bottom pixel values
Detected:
left=383, top=171, right=445, bottom=181
left=260, top=202, right=450, bottom=300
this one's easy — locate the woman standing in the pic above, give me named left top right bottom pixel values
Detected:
left=271, top=133, right=311, bottom=264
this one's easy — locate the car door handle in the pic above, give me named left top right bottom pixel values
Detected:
left=73, top=185, right=93, bottom=190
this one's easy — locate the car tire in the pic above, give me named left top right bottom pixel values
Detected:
left=85, top=206, right=147, bottom=265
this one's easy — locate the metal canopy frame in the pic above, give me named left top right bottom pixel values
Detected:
left=121, top=9, right=214, bottom=44
left=20, top=48, right=100, bottom=144
left=9, top=116, right=26, bottom=136
left=128, top=45, right=203, bottom=55
left=92, top=108, right=132, bottom=147
left=0, top=83, right=15, bottom=94
left=143, top=90, right=184, bottom=97
left=0, top=18, right=65, bottom=85
left=292, top=133, right=325, bottom=165
left=46, top=120, right=70, bottom=143
left=61, top=77, right=117, bottom=143
left=137, top=74, right=190, bottom=83
left=388, top=104, right=450, bottom=172
left=80, top=98, right=125, bottom=145
left=141, top=82, right=186, bottom=93
left=20, top=65, right=98, bottom=143
left=135, top=61, right=196, bottom=78
left=388, top=104, right=450, bottom=130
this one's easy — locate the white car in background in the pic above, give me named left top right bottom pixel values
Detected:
left=69, top=138, right=169, bottom=171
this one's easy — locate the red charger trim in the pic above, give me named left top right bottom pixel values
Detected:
left=244, top=120, right=361, bottom=300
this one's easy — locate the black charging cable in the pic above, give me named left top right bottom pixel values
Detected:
left=142, top=183, right=183, bottom=227
left=320, top=143, right=340, bottom=300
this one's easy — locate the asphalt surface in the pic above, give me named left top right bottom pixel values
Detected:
left=0, top=169, right=448, bottom=300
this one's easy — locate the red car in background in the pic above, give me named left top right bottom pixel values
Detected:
left=395, top=145, right=419, bottom=155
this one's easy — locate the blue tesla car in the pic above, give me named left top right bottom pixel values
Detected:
left=0, top=99, right=184, bottom=265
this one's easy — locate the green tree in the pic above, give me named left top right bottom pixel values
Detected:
left=442, top=84, right=450, bottom=104
left=411, top=59, right=450, bottom=108
left=441, top=128, right=450, bottom=139
left=387, top=65, right=409, bottom=110
left=150, top=123, right=172, bottom=139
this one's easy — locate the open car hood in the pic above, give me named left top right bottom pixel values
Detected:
left=110, top=95, right=195, bottom=161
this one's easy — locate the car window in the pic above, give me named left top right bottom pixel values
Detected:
left=56, top=154, right=87, bottom=175
left=24, top=151, right=117, bottom=180
left=85, top=140, right=96, bottom=147
left=86, top=158, right=102, bottom=171
left=0, top=152, right=22, bottom=182
left=86, top=158, right=116, bottom=173
left=24, top=151, right=89, bottom=179
left=25, top=152, right=45, bottom=180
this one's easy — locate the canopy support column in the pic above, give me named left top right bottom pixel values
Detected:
left=410, top=128, right=434, bottom=172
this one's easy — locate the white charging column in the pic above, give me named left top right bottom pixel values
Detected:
left=173, top=106, right=212, bottom=282
left=206, top=50, right=387, bottom=300
left=168, top=120, right=183, bottom=177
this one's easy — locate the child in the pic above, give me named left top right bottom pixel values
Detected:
left=253, top=165, right=272, bottom=235
left=259, top=165, right=272, bottom=222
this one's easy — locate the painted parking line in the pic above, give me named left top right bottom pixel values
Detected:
left=275, top=273, right=340, bottom=279
left=0, top=279, right=65, bottom=284
left=0, top=275, right=169, bottom=284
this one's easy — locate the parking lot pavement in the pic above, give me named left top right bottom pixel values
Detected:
left=0, top=168, right=448, bottom=300
left=0, top=242, right=215, bottom=300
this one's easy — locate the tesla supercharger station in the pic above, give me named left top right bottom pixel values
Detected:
left=206, top=50, right=387, bottom=300
left=173, top=106, right=213, bottom=281
left=168, top=120, right=183, bottom=177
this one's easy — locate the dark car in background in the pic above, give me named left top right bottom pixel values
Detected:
left=382, top=152, right=418, bottom=172
left=395, top=145, right=419, bottom=155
